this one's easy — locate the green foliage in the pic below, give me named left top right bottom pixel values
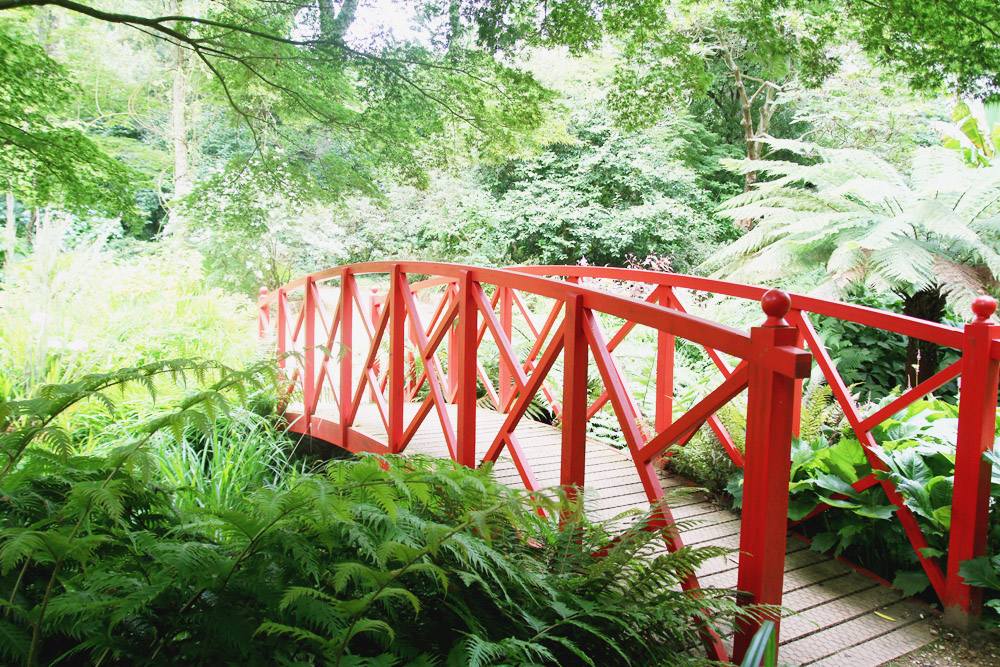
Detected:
left=812, top=287, right=960, bottom=401
left=0, top=361, right=750, bottom=666
left=840, top=0, right=1000, bottom=99
left=960, top=554, right=1000, bottom=622
left=0, top=19, right=136, bottom=222
left=938, top=101, right=1000, bottom=167
left=784, top=51, right=953, bottom=170
left=603, top=0, right=838, bottom=169
left=0, top=234, right=257, bottom=398
left=404, top=107, right=739, bottom=270
left=664, top=376, right=747, bottom=497
left=784, top=397, right=966, bottom=580
left=709, top=139, right=1000, bottom=316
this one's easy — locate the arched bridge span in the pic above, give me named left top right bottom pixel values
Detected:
left=256, top=262, right=1000, bottom=664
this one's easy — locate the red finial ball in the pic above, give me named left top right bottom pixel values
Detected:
left=259, top=286, right=268, bottom=297
left=761, top=289, right=791, bottom=326
left=972, top=295, right=997, bottom=323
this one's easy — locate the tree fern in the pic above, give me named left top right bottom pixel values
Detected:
left=707, top=141, right=1000, bottom=312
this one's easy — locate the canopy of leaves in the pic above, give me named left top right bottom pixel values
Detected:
left=839, top=0, right=1000, bottom=100
left=0, top=19, right=136, bottom=223
left=602, top=0, right=839, bottom=131
left=0, top=0, right=562, bottom=234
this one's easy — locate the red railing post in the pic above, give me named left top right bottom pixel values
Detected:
left=499, top=286, right=514, bottom=408
left=340, top=268, right=354, bottom=447
left=656, top=290, right=675, bottom=434
left=561, top=294, right=588, bottom=492
left=389, top=266, right=406, bottom=452
left=257, top=286, right=270, bottom=339
left=369, top=286, right=380, bottom=403
left=945, top=296, right=1000, bottom=628
left=789, top=319, right=805, bottom=438
left=734, top=290, right=803, bottom=663
left=303, top=277, right=317, bottom=428
left=456, top=272, right=478, bottom=468
left=277, top=288, right=288, bottom=372
left=447, top=285, right=459, bottom=400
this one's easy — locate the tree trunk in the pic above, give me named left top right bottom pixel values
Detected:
left=902, top=287, right=947, bottom=387
left=4, top=191, right=15, bottom=269
left=25, top=207, right=37, bottom=250
left=721, top=48, right=780, bottom=227
left=318, top=0, right=359, bottom=40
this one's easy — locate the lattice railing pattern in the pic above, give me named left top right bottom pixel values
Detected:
left=258, top=262, right=1000, bottom=662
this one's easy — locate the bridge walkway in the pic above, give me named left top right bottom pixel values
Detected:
left=311, top=403, right=937, bottom=667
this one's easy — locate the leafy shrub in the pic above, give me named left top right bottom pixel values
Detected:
left=0, top=361, right=752, bottom=666
left=723, top=393, right=1000, bottom=605
left=0, top=230, right=257, bottom=399
left=813, top=287, right=961, bottom=402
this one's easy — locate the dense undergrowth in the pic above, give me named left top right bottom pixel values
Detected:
left=671, top=383, right=1000, bottom=619
left=0, top=359, right=754, bottom=666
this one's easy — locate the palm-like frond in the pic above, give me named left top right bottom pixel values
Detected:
left=706, top=141, right=1000, bottom=308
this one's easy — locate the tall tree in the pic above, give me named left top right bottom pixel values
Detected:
left=4, top=190, right=14, bottom=268
left=602, top=0, right=838, bottom=193
left=169, top=0, right=192, bottom=204
left=0, top=0, right=556, bottom=223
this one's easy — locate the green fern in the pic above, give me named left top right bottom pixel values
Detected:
left=706, top=140, right=1000, bottom=315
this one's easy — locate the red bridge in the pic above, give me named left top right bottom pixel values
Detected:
left=256, top=262, right=1000, bottom=665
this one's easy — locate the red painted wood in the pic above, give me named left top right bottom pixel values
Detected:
left=340, top=270, right=355, bottom=446
left=789, top=319, right=806, bottom=438
left=388, top=267, right=406, bottom=452
left=311, top=286, right=341, bottom=415
left=368, top=287, right=380, bottom=403
left=500, top=286, right=514, bottom=407
left=664, top=288, right=742, bottom=459
left=583, top=311, right=644, bottom=456
left=512, top=264, right=964, bottom=349
left=277, top=289, right=288, bottom=371
left=734, top=312, right=801, bottom=663
left=945, top=314, right=1000, bottom=627
left=257, top=287, right=270, bottom=338
left=473, top=284, right=528, bottom=407
left=561, top=294, right=588, bottom=490
left=483, top=323, right=566, bottom=465
left=656, top=289, right=675, bottom=435
left=446, top=285, right=458, bottom=398
left=397, top=272, right=459, bottom=460
left=304, top=278, right=317, bottom=425
left=637, top=364, right=750, bottom=465
left=457, top=272, right=478, bottom=468
left=305, top=262, right=757, bottom=362
left=349, top=296, right=391, bottom=424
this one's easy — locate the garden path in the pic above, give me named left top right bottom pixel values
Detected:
left=329, top=402, right=939, bottom=667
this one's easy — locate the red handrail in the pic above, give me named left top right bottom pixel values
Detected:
left=257, top=261, right=1000, bottom=659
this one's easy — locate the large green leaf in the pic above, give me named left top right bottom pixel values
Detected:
left=959, top=556, right=1000, bottom=591
left=893, top=570, right=931, bottom=597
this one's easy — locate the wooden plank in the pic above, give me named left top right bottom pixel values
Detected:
left=778, top=600, right=932, bottom=665
left=324, top=400, right=936, bottom=666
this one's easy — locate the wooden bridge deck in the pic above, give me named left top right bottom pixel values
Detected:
left=315, top=403, right=936, bottom=666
